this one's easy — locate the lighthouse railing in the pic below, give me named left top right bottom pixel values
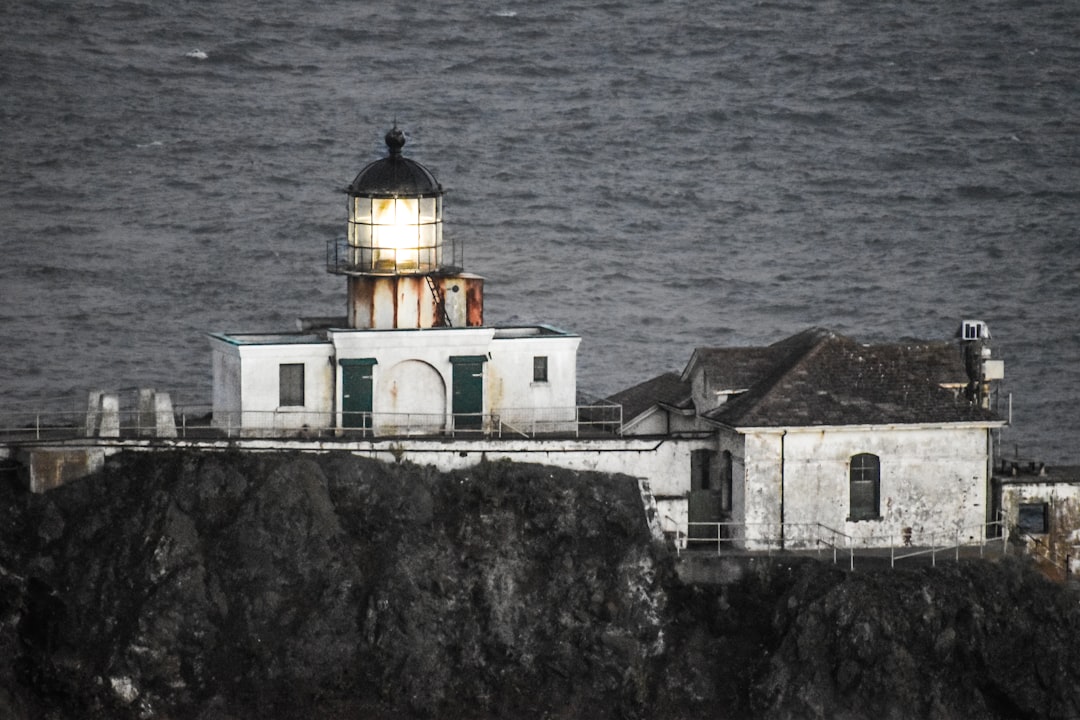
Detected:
left=0, top=400, right=624, bottom=442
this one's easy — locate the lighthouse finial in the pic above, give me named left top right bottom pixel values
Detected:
left=385, top=122, right=405, bottom=156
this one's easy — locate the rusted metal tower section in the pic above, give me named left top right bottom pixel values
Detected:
left=326, top=126, right=484, bottom=329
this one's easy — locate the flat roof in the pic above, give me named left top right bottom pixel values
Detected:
left=997, top=464, right=1080, bottom=485
left=208, top=332, right=330, bottom=346
left=492, top=324, right=577, bottom=338
left=210, top=324, right=577, bottom=346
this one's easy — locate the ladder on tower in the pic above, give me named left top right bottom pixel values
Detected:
left=425, top=275, right=451, bottom=327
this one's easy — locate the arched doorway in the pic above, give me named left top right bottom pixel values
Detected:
left=375, top=360, right=446, bottom=435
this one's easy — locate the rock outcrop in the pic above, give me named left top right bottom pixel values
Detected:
left=0, top=450, right=1078, bottom=719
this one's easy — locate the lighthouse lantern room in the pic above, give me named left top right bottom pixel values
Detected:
left=327, top=125, right=483, bottom=330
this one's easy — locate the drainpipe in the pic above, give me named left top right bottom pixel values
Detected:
left=780, top=430, right=787, bottom=551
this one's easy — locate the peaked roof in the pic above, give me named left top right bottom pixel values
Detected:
left=693, top=328, right=999, bottom=428
left=607, top=372, right=691, bottom=423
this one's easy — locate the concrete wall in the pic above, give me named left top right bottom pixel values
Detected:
left=210, top=338, right=336, bottom=432
left=739, top=425, right=992, bottom=550
left=18, top=447, right=107, bottom=493
left=489, top=332, right=581, bottom=432
left=10, top=438, right=706, bottom=541
left=332, top=327, right=580, bottom=433
left=1000, top=481, right=1080, bottom=576
left=211, top=347, right=242, bottom=422
left=374, top=359, right=447, bottom=434
left=334, top=327, right=491, bottom=431
left=624, top=408, right=708, bottom=436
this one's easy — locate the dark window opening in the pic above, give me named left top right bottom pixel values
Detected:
left=1018, top=503, right=1049, bottom=534
left=279, top=363, right=305, bottom=407
left=720, top=450, right=734, bottom=512
left=691, top=449, right=714, bottom=491
left=533, top=356, right=548, bottom=383
left=849, top=453, right=880, bottom=521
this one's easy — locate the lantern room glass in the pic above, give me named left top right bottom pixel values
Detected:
left=347, top=195, right=442, bottom=273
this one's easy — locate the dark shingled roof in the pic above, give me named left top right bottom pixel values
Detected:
left=607, top=372, right=691, bottom=423
left=695, top=327, right=999, bottom=428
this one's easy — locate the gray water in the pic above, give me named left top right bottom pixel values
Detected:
left=1, top=0, right=1078, bottom=462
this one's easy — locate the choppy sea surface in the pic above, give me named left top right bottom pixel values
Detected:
left=1, top=0, right=1078, bottom=462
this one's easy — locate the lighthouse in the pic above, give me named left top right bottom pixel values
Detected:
left=327, top=125, right=483, bottom=330
left=209, top=127, right=581, bottom=436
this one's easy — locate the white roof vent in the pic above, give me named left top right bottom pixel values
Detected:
left=960, top=320, right=990, bottom=341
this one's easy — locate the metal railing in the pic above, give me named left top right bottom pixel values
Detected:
left=1021, top=533, right=1073, bottom=581
left=211, top=405, right=621, bottom=439
left=0, top=405, right=213, bottom=442
left=680, top=519, right=1009, bottom=571
left=0, top=403, right=623, bottom=443
left=326, top=237, right=464, bottom=276
left=886, top=521, right=1007, bottom=568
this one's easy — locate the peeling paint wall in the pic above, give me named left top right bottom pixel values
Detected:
left=19, top=447, right=107, bottom=493
left=489, top=334, right=580, bottom=432
left=739, top=426, right=991, bottom=550
left=346, top=274, right=483, bottom=329
left=375, top=360, right=445, bottom=434
left=715, top=429, right=747, bottom=542
left=210, top=346, right=242, bottom=423
left=209, top=339, right=336, bottom=432
left=1000, top=481, right=1080, bottom=576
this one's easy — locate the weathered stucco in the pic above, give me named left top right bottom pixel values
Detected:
left=210, top=326, right=580, bottom=435
left=1000, top=479, right=1080, bottom=576
left=210, top=339, right=335, bottom=432
left=739, top=425, right=991, bottom=550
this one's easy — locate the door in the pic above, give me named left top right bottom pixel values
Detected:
left=450, top=356, right=485, bottom=432
left=688, top=449, right=723, bottom=542
left=340, top=359, right=376, bottom=430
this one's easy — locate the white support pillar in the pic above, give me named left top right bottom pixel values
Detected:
left=154, top=392, right=178, bottom=438
left=99, top=394, right=120, bottom=438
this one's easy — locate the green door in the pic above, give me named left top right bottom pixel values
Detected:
left=451, top=356, right=485, bottom=431
left=340, top=359, right=376, bottom=430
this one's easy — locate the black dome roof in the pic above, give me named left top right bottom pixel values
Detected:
left=346, top=127, right=443, bottom=198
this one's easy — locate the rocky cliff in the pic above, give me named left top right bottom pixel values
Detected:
left=1, top=450, right=1078, bottom=720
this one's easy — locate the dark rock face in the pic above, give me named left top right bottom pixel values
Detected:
left=0, top=450, right=1079, bottom=720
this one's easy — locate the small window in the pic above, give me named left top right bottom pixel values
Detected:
left=533, top=356, right=548, bottom=383
left=849, top=453, right=881, bottom=521
left=279, top=363, right=305, bottom=407
left=1018, top=503, right=1048, bottom=534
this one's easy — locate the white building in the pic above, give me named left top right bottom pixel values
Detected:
left=997, top=464, right=1080, bottom=578
left=205, top=126, right=1010, bottom=553
left=616, top=325, right=1007, bottom=550
left=210, top=127, right=581, bottom=437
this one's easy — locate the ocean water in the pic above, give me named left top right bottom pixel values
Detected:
left=1, top=0, right=1078, bottom=462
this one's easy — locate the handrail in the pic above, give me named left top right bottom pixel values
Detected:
left=0, top=403, right=624, bottom=443
left=1022, top=533, right=1072, bottom=580
left=681, top=519, right=1008, bottom=572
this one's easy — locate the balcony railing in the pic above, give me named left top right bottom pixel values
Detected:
left=326, top=237, right=464, bottom=275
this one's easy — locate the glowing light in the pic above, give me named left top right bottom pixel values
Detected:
left=347, top=196, right=441, bottom=273
left=371, top=198, right=420, bottom=270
